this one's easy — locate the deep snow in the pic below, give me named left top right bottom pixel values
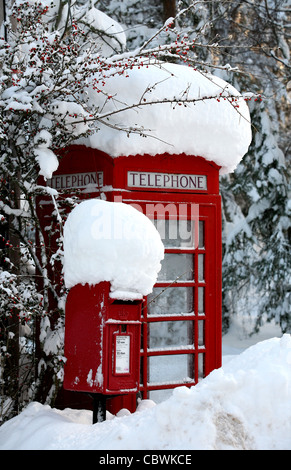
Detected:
left=0, top=320, right=290, bottom=451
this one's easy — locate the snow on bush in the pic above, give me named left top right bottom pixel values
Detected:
left=33, top=130, right=59, bottom=180
left=62, top=198, right=164, bottom=298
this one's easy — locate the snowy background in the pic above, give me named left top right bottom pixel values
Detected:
left=0, top=319, right=290, bottom=450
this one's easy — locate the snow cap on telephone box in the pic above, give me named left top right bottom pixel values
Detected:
left=79, top=61, right=252, bottom=175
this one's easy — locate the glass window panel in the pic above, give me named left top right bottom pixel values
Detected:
left=149, top=388, right=173, bottom=404
left=148, top=287, right=194, bottom=316
left=198, top=353, right=204, bottom=379
left=152, top=219, right=194, bottom=248
left=198, top=254, right=204, bottom=282
left=198, top=287, right=204, bottom=314
left=198, top=320, right=205, bottom=346
left=158, top=253, right=194, bottom=281
left=148, top=354, right=195, bottom=384
left=148, top=320, right=194, bottom=349
left=199, top=220, right=205, bottom=249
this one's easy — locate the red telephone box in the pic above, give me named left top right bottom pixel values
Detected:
left=39, top=144, right=222, bottom=413
left=112, top=153, right=222, bottom=404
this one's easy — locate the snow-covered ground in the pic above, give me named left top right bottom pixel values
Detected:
left=0, top=317, right=290, bottom=451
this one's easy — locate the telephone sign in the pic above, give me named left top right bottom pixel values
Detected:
left=48, top=171, right=103, bottom=190
left=127, top=171, right=207, bottom=191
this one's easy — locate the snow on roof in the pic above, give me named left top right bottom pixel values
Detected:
left=63, top=198, right=164, bottom=297
left=80, top=61, right=252, bottom=174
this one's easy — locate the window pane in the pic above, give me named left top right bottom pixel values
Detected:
left=199, top=220, right=205, bottom=248
left=148, top=354, right=195, bottom=384
left=152, top=219, right=194, bottom=247
left=198, top=287, right=204, bottom=314
left=149, top=388, right=173, bottom=404
left=198, top=353, right=205, bottom=379
left=148, top=320, right=194, bottom=349
left=198, top=254, right=204, bottom=282
left=198, top=320, right=205, bottom=346
left=158, top=253, right=194, bottom=281
left=148, top=287, right=194, bottom=316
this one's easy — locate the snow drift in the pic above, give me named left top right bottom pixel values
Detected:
left=0, top=335, right=290, bottom=450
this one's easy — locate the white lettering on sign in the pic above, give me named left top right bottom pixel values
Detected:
left=127, top=171, right=207, bottom=191
left=115, top=335, right=130, bottom=374
left=48, top=171, right=103, bottom=190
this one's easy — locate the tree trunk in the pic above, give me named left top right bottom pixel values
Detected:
left=162, top=0, right=176, bottom=23
left=3, top=177, right=21, bottom=416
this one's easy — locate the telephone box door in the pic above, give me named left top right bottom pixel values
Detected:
left=133, top=197, right=222, bottom=403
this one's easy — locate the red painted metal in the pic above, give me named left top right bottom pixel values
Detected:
left=63, top=281, right=142, bottom=395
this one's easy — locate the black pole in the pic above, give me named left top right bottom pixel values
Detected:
left=92, top=394, right=106, bottom=424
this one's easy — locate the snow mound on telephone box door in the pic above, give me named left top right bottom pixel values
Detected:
left=63, top=198, right=164, bottom=298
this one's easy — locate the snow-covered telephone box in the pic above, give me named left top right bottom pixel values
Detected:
left=51, top=147, right=228, bottom=412
left=38, top=61, right=251, bottom=414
